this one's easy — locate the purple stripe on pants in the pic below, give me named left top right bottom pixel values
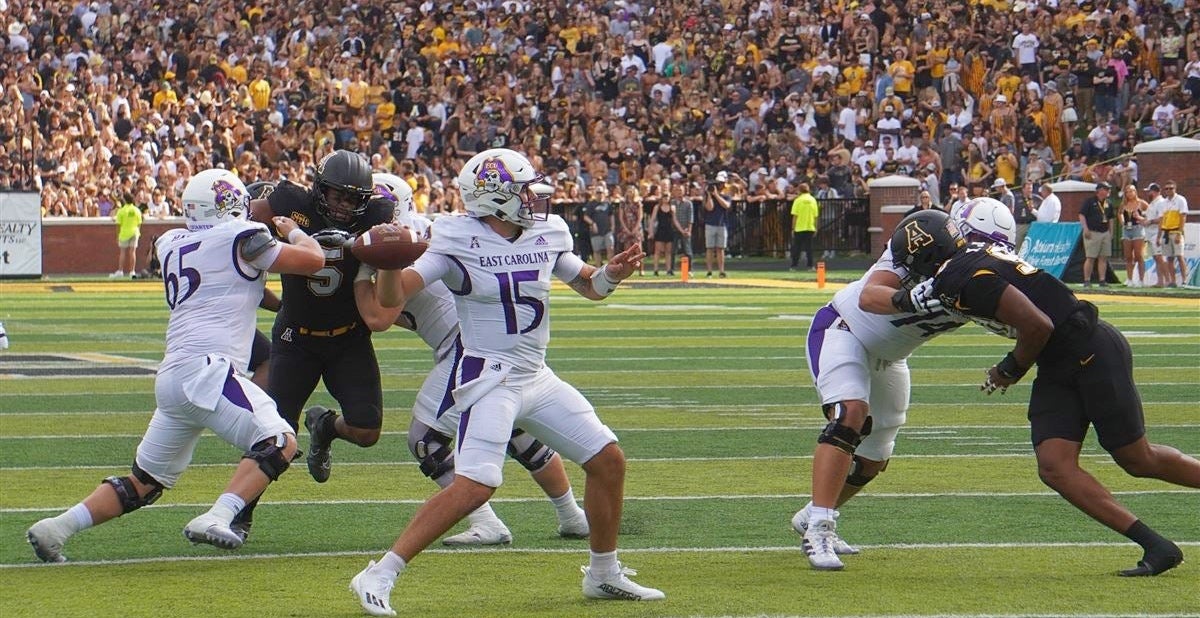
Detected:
left=454, top=355, right=486, bottom=446
left=435, top=335, right=464, bottom=419
left=222, top=366, right=253, bottom=412
left=807, top=305, right=840, bottom=380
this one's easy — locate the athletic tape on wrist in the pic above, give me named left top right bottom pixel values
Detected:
left=592, top=266, right=620, bottom=297
left=287, top=228, right=306, bottom=244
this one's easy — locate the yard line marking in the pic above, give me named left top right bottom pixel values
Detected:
left=4, top=490, right=1194, bottom=514
left=8, top=423, right=1200, bottom=440
left=2, top=541, right=1198, bottom=570
left=690, top=614, right=1200, bottom=618
left=4, top=404, right=1199, bottom=415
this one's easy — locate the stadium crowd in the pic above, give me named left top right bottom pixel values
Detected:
left=3, top=0, right=1200, bottom=219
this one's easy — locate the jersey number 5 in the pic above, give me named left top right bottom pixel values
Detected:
left=163, top=241, right=202, bottom=309
left=496, top=270, right=545, bottom=334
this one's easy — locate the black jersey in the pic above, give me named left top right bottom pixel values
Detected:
left=932, top=243, right=1087, bottom=346
left=266, top=181, right=392, bottom=331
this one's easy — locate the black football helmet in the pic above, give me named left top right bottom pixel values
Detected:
left=889, top=209, right=965, bottom=284
left=312, top=150, right=373, bottom=227
left=246, top=180, right=276, bottom=200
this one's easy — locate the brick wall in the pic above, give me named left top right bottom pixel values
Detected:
left=868, top=176, right=921, bottom=255
left=42, top=219, right=184, bottom=275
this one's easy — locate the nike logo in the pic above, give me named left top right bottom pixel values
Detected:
left=1080, top=354, right=1095, bottom=366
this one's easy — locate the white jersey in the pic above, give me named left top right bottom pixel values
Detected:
left=410, top=214, right=582, bottom=373
left=156, top=219, right=281, bottom=372
left=391, top=213, right=460, bottom=357
left=828, top=247, right=967, bottom=362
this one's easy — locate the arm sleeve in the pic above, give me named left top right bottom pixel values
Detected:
left=241, top=229, right=284, bottom=271
left=408, top=251, right=453, bottom=289
left=554, top=250, right=587, bottom=283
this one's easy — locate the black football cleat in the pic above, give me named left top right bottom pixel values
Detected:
left=1118, top=542, right=1184, bottom=577
left=304, top=406, right=336, bottom=483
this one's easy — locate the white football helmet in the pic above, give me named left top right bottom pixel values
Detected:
left=182, top=168, right=249, bottom=231
left=457, top=148, right=553, bottom=228
left=372, top=172, right=416, bottom=227
left=953, top=197, right=1017, bottom=248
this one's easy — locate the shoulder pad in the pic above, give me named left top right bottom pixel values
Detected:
left=239, top=228, right=279, bottom=261
left=536, top=216, right=574, bottom=252
left=428, top=215, right=476, bottom=254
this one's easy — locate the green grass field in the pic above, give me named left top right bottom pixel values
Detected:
left=1, top=275, right=1198, bottom=618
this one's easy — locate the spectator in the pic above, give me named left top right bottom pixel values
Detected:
left=1142, top=183, right=1169, bottom=288
left=1034, top=184, right=1062, bottom=224
left=703, top=171, right=732, bottom=279
left=1013, top=180, right=1041, bottom=252
left=110, top=197, right=142, bottom=279
left=1152, top=181, right=1190, bottom=288
left=789, top=182, right=818, bottom=271
left=1118, top=184, right=1149, bottom=288
left=1079, top=182, right=1114, bottom=288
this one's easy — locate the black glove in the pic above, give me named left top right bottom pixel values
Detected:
left=311, top=228, right=354, bottom=249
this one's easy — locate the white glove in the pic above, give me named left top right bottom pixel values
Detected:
left=895, top=278, right=943, bottom=315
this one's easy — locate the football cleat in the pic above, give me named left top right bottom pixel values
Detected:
left=304, top=406, right=336, bottom=483
left=26, top=518, right=70, bottom=563
left=1119, top=542, right=1184, bottom=577
left=350, top=560, right=397, bottom=617
left=581, top=563, right=665, bottom=601
left=442, top=521, right=513, bottom=546
left=230, top=520, right=252, bottom=544
left=792, top=508, right=860, bottom=555
left=557, top=510, right=590, bottom=539
left=183, top=513, right=244, bottom=550
left=802, top=519, right=846, bottom=571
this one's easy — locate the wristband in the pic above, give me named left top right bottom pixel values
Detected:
left=591, top=266, right=620, bottom=297
left=891, top=289, right=914, bottom=313
left=995, top=352, right=1028, bottom=380
left=287, top=228, right=306, bottom=244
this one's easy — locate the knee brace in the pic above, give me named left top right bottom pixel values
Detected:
left=243, top=434, right=292, bottom=481
left=817, top=403, right=873, bottom=455
left=105, top=463, right=164, bottom=514
left=409, top=426, right=455, bottom=481
left=506, top=428, right=555, bottom=473
left=846, top=456, right=887, bottom=488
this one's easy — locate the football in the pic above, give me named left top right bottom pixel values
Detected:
left=350, top=225, right=428, bottom=270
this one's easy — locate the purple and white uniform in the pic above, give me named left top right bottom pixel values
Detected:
left=137, top=220, right=293, bottom=487
left=804, top=247, right=967, bottom=461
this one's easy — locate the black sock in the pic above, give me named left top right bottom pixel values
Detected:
left=320, top=411, right=339, bottom=439
left=1123, top=520, right=1167, bottom=549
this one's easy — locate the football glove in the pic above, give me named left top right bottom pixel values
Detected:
left=311, top=228, right=355, bottom=250
left=892, top=278, right=942, bottom=315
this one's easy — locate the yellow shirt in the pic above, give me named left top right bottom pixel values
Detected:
left=115, top=203, right=142, bottom=241
left=560, top=26, right=581, bottom=53
left=790, top=193, right=819, bottom=232
left=227, top=63, right=248, bottom=85
left=930, top=47, right=950, bottom=78
left=152, top=89, right=177, bottom=110
left=346, top=80, right=369, bottom=109
left=842, top=65, right=866, bottom=94
left=997, top=74, right=1021, bottom=101
left=376, top=100, right=396, bottom=131
left=995, top=154, right=1018, bottom=185
left=890, top=60, right=916, bottom=93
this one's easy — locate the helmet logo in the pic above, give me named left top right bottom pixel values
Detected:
left=211, top=179, right=244, bottom=216
left=903, top=220, right=935, bottom=255
left=474, top=157, right=516, bottom=196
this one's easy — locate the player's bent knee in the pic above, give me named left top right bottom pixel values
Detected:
left=243, top=434, right=292, bottom=481
left=506, top=429, right=556, bottom=473
left=818, top=406, right=873, bottom=456
left=409, top=427, right=456, bottom=481
left=581, top=442, right=625, bottom=477
left=106, top=463, right=165, bottom=514
left=457, top=463, right=504, bottom=490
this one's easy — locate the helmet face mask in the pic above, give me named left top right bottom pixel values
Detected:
left=458, top=148, right=552, bottom=229
left=890, top=209, right=965, bottom=285
left=182, top=169, right=249, bottom=231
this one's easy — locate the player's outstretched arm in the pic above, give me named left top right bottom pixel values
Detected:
left=983, top=285, right=1053, bottom=393
left=375, top=266, right=427, bottom=309
left=264, top=216, right=325, bottom=275
left=354, top=274, right=405, bottom=332
left=568, top=243, right=645, bottom=301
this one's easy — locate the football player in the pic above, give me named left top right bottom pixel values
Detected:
left=26, top=169, right=325, bottom=562
left=248, top=150, right=399, bottom=484
left=349, top=149, right=662, bottom=616
left=245, top=180, right=280, bottom=393
left=877, top=210, right=1200, bottom=577
left=370, top=172, right=589, bottom=546
left=795, top=208, right=969, bottom=571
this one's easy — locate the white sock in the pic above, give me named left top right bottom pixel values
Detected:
left=589, top=550, right=619, bottom=578
left=549, top=488, right=582, bottom=519
left=800, top=501, right=814, bottom=518
left=376, top=551, right=407, bottom=580
left=465, top=503, right=500, bottom=526
left=208, top=493, right=246, bottom=524
left=810, top=506, right=837, bottom=523
left=53, top=503, right=93, bottom=534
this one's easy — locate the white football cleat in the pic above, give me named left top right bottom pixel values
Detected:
left=791, top=508, right=860, bottom=555
left=442, top=521, right=512, bottom=546
left=802, top=519, right=846, bottom=570
left=183, top=513, right=243, bottom=550
left=581, top=564, right=665, bottom=601
left=350, top=560, right=397, bottom=617
left=27, top=518, right=70, bottom=563
left=557, top=510, right=590, bottom=539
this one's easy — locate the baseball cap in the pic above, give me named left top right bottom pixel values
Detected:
left=1095, top=181, right=1111, bottom=190
left=864, top=140, right=875, bottom=147
left=715, top=171, right=729, bottom=182
left=995, top=94, right=1007, bottom=103
left=1144, top=182, right=1161, bottom=191
left=992, top=178, right=1007, bottom=188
